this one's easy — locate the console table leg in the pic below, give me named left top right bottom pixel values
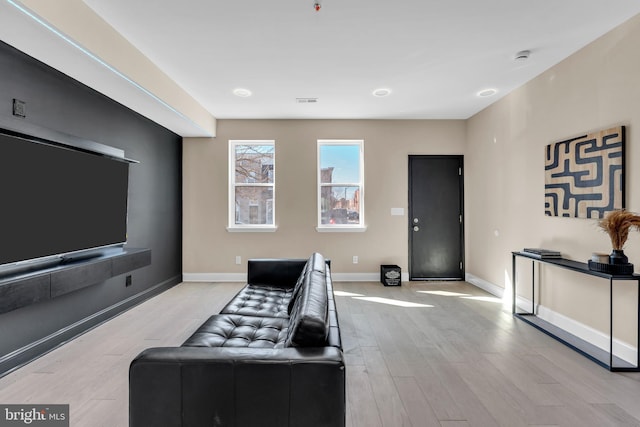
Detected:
left=512, top=254, right=516, bottom=314
left=532, top=261, right=536, bottom=314
left=610, top=278, right=613, bottom=369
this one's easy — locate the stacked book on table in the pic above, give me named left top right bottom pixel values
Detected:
left=521, top=248, right=562, bottom=259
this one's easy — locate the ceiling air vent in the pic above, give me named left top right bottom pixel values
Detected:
left=296, top=98, right=318, bottom=104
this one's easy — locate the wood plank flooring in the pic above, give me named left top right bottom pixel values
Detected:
left=1, top=280, right=640, bottom=426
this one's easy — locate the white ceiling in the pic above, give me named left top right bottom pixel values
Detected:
left=4, top=1, right=640, bottom=135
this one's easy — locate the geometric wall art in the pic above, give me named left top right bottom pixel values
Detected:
left=545, top=126, right=625, bottom=219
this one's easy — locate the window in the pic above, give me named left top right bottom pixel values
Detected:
left=318, top=140, right=365, bottom=231
left=229, top=141, right=275, bottom=231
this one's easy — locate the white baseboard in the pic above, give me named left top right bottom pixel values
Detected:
left=331, top=272, right=409, bottom=282
left=466, top=272, right=530, bottom=310
left=465, top=273, right=637, bottom=365
left=183, top=271, right=410, bottom=283
left=465, top=273, right=505, bottom=297
left=535, top=305, right=636, bottom=364
left=182, top=273, right=246, bottom=282
left=332, top=272, right=377, bottom=282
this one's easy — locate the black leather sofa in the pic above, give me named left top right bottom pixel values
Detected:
left=129, top=253, right=345, bottom=427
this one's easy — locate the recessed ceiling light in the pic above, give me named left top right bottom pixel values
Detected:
left=233, top=88, right=252, bottom=97
left=477, top=88, right=497, bottom=98
left=372, top=88, right=392, bottom=97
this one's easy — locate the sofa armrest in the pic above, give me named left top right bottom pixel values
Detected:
left=247, top=256, right=332, bottom=289
left=130, top=346, right=345, bottom=427
left=247, top=259, right=308, bottom=288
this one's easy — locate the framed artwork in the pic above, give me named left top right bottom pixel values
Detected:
left=545, top=126, right=625, bottom=219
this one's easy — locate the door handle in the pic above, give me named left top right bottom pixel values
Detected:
left=413, top=226, right=420, bottom=232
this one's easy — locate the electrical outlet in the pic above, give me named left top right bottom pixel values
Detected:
left=12, top=99, right=26, bottom=118
left=235, top=256, right=241, bottom=265
left=125, top=275, right=132, bottom=287
left=352, top=256, right=358, bottom=264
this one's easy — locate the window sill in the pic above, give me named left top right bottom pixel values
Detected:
left=226, top=226, right=278, bottom=233
left=315, top=226, right=367, bottom=233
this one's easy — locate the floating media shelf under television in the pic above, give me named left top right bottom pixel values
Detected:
left=0, top=126, right=137, bottom=269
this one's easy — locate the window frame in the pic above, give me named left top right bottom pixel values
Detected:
left=228, top=140, right=277, bottom=232
left=316, top=139, right=366, bottom=232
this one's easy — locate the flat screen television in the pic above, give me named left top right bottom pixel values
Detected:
left=0, top=128, right=130, bottom=267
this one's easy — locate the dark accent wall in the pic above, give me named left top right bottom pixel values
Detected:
left=0, top=40, right=182, bottom=374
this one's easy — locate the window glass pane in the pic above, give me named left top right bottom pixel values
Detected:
left=320, top=145, right=360, bottom=184
left=235, top=145, right=274, bottom=184
left=320, top=186, right=360, bottom=225
left=235, top=187, right=273, bottom=225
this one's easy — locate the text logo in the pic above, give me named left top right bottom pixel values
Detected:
left=0, top=405, right=68, bottom=426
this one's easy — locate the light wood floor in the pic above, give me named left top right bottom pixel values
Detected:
left=1, top=280, right=640, bottom=426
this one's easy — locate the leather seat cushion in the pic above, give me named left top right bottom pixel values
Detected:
left=221, top=285, right=292, bottom=318
left=182, top=314, right=289, bottom=349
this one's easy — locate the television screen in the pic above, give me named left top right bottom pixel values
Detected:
left=0, top=129, right=129, bottom=266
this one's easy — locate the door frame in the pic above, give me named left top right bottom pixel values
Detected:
left=408, top=155, right=465, bottom=280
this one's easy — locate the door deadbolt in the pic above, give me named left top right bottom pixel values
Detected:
left=413, top=218, right=419, bottom=224
left=413, top=226, right=420, bottom=232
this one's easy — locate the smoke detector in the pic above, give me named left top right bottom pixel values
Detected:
left=514, top=50, right=531, bottom=62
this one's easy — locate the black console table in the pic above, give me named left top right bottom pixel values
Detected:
left=512, top=251, right=640, bottom=371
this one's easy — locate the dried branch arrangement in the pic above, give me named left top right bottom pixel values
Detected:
left=598, top=209, right=640, bottom=250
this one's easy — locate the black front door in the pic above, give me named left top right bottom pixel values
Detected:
left=409, top=155, right=464, bottom=280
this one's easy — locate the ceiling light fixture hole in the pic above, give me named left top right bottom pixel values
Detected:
left=477, top=88, right=497, bottom=98
left=233, top=88, right=252, bottom=97
left=372, top=88, right=391, bottom=97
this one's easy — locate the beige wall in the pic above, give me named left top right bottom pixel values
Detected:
left=184, top=119, right=465, bottom=277
left=184, top=14, right=640, bottom=347
left=466, top=14, right=640, bottom=344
